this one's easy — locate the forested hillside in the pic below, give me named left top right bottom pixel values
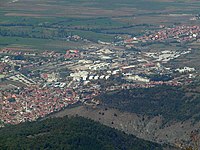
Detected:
left=0, top=116, right=163, bottom=150
left=98, top=85, right=200, bottom=122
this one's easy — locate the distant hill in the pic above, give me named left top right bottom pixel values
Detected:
left=98, top=85, right=200, bottom=123
left=0, top=116, right=163, bottom=150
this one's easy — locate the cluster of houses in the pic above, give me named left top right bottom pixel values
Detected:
left=0, top=23, right=198, bottom=125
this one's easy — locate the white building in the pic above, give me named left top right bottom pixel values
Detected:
left=175, top=67, right=195, bottom=73
left=70, top=71, right=89, bottom=81
left=125, top=75, right=150, bottom=82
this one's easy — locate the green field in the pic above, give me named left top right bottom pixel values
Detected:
left=0, top=36, right=89, bottom=52
left=1, top=0, right=200, bottom=50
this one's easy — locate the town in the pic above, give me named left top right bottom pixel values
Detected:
left=0, top=24, right=198, bottom=125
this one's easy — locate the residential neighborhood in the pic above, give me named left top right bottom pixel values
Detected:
left=0, top=25, right=198, bottom=125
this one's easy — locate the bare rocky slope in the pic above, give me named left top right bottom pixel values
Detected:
left=50, top=105, right=199, bottom=148
left=49, top=85, right=200, bottom=148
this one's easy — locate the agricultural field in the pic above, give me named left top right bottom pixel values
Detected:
left=1, top=0, right=200, bottom=51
